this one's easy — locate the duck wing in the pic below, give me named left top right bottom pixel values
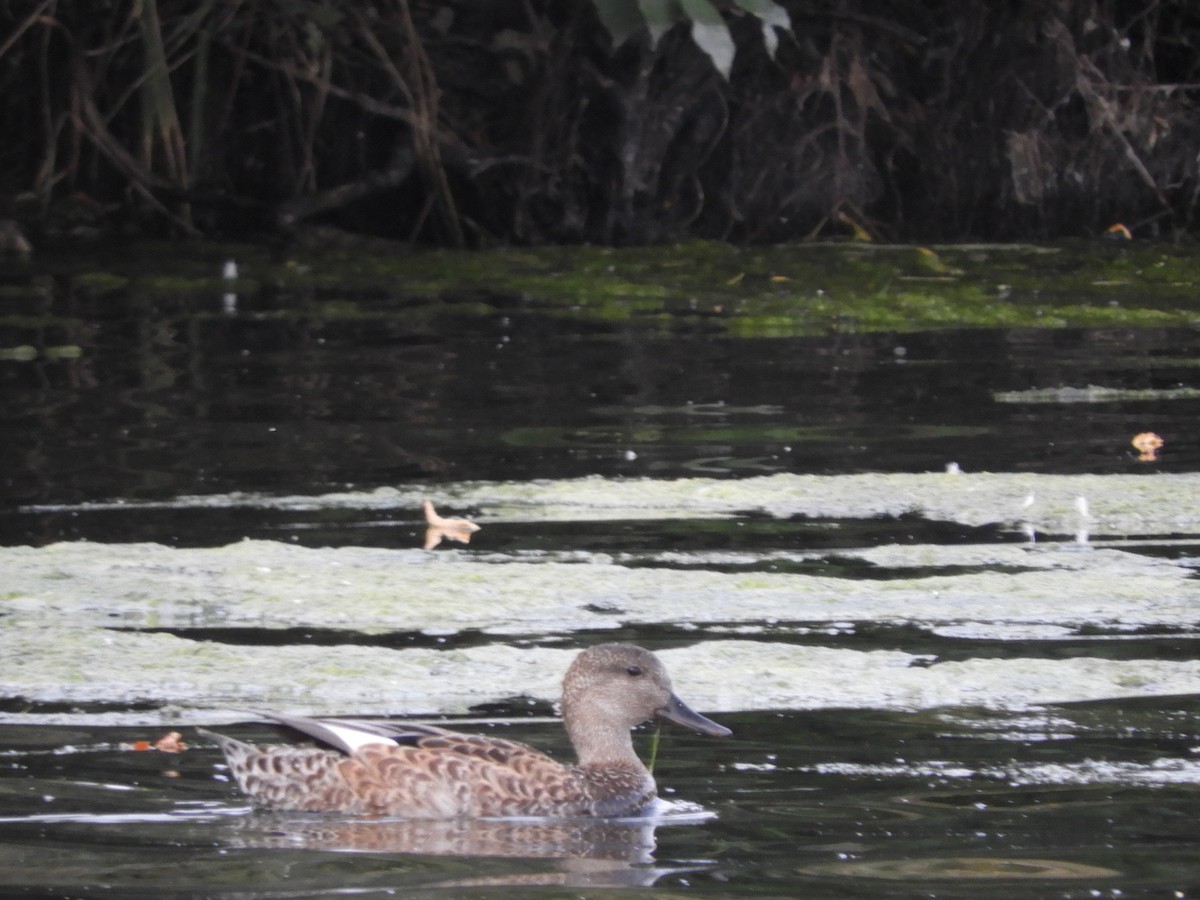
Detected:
left=259, top=713, right=540, bottom=762
left=399, top=730, right=554, bottom=768
left=349, top=734, right=593, bottom=818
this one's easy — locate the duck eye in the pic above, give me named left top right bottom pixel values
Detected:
left=626, top=665, right=643, bottom=677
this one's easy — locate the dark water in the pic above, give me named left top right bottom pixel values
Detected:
left=3, top=277, right=1198, bottom=543
left=3, top=259, right=1200, bottom=896
left=3, top=700, right=1199, bottom=897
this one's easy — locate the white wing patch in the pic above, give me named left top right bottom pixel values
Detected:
left=321, top=721, right=400, bottom=752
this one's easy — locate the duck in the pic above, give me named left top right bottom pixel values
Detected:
left=199, top=643, right=730, bottom=818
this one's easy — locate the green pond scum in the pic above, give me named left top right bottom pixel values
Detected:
left=3, top=469, right=1200, bottom=723
left=4, top=238, right=1200, bottom=339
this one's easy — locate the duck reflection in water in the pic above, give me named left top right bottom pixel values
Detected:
left=222, top=805, right=716, bottom=888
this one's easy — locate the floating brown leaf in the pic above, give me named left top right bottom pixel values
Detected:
left=1131, top=432, right=1163, bottom=462
left=423, top=499, right=481, bottom=550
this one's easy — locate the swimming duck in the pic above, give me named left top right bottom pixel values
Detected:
left=200, top=643, right=730, bottom=818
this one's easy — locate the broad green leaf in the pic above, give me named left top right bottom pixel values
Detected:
left=732, top=0, right=792, bottom=57
left=589, top=0, right=788, bottom=77
left=640, top=0, right=682, bottom=49
left=589, top=0, right=646, bottom=48
left=678, top=0, right=734, bottom=78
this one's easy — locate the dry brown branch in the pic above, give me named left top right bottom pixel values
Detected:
left=392, top=0, right=463, bottom=246
left=0, top=0, right=55, bottom=59
left=1077, top=57, right=1170, bottom=208
left=233, top=46, right=421, bottom=129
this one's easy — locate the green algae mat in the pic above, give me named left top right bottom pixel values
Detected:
left=5, top=239, right=1200, bottom=346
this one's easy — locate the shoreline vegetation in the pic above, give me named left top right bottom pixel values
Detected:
left=2, top=2, right=1200, bottom=248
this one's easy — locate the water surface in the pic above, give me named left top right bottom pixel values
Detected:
left=2, top=244, right=1199, bottom=896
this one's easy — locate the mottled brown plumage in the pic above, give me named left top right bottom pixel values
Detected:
left=200, top=643, right=730, bottom=818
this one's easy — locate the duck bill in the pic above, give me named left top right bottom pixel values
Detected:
left=657, top=692, right=731, bottom=737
